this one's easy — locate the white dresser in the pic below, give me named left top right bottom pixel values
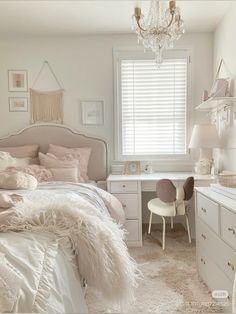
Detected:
left=195, top=187, right=236, bottom=309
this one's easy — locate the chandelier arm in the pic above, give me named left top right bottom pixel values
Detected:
left=167, top=12, right=175, bottom=28
left=136, top=18, right=147, bottom=32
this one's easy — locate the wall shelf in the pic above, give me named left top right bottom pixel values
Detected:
left=195, top=96, right=236, bottom=112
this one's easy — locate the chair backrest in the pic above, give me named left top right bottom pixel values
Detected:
left=183, top=176, right=194, bottom=201
left=156, top=179, right=176, bottom=203
left=156, top=176, right=194, bottom=203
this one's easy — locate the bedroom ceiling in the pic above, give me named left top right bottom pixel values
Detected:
left=0, top=1, right=232, bottom=36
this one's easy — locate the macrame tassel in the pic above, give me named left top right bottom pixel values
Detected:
left=30, top=88, right=64, bottom=124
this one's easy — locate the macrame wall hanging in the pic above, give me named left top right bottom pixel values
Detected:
left=30, top=61, right=64, bottom=124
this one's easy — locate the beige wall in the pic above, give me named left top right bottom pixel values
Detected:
left=0, top=33, right=213, bottom=169
left=214, top=3, right=236, bottom=171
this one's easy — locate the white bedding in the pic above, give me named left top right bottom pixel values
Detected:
left=0, top=182, right=138, bottom=313
left=47, top=246, right=88, bottom=314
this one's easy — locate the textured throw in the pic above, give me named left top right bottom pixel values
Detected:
left=0, top=191, right=140, bottom=309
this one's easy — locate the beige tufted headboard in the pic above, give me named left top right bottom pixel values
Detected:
left=0, top=124, right=108, bottom=181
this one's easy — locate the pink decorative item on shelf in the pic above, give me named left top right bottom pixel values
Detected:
left=202, top=90, right=209, bottom=102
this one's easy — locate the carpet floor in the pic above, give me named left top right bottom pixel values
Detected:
left=86, top=224, right=228, bottom=313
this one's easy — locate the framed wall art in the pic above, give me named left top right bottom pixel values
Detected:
left=81, top=100, right=104, bottom=125
left=124, top=161, right=141, bottom=175
left=9, top=97, right=28, bottom=112
left=8, top=70, right=28, bottom=92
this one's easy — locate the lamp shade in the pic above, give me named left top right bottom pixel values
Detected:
left=189, top=124, right=220, bottom=149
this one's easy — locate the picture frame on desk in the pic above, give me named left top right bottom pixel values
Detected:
left=124, top=161, right=141, bottom=175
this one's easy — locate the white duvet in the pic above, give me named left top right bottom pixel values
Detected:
left=0, top=182, right=139, bottom=313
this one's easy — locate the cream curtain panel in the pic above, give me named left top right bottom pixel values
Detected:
left=30, top=89, right=64, bottom=124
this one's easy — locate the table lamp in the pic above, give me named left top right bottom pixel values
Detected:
left=189, top=124, right=220, bottom=174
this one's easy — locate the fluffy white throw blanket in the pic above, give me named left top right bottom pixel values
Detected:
left=0, top=193, right=140, bottom=308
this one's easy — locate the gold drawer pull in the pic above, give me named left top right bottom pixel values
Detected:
left=228, top=227, right=236, bottom=235
left=201, top=234, right=206, bottom=240
left=122, top=185, right=126, bottom=188
left=200, top=258, right=206, bottom=265
left=227, top=261, right=235, bottom=271
left=122, top=204, right=127, bottom=209
left=201, top=207, right=207, bottom=213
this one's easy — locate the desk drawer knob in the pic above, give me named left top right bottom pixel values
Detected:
left=122, top=204, right=127, bottom=209
left=201, top=234, right=206, bottom=240
left=122, top=185, right=126, bottom=188
left=228, top=227, right=236, bottom=235
left=201, top=207, right=207, bottom=213
left=227, top=261, right=235, bottom=271
left=200, top=258, right=206, bottom=265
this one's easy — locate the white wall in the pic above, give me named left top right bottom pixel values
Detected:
left=0, top=33, right=213, bottom=168
left=214, top=3, right=236, bottom=170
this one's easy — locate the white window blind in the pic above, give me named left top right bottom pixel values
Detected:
left=120, top=58, right=187, bottom=157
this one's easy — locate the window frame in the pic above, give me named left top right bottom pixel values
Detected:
left=113, top=46, right=192, bottom=161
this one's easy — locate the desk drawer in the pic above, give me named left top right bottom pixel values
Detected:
left=221, top=207, right=236, bottom=251
left=110, top=181, right=138, bottom=193
left=197, top=193, right=219, bottom=234
left=124, top=220, right=139, bottom=242
left=113, top=194, right=139, bottom=219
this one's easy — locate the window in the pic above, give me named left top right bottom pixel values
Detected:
left=115, top=49, right=189, bottom=160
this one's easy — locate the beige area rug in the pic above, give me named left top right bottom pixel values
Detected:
left=86, top=224, right=229, bottom=313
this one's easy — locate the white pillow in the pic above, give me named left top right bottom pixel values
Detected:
left=0, top=152, right=32, bottom=170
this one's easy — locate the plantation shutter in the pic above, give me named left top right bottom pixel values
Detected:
left=120, top=58, right=187, bottom=157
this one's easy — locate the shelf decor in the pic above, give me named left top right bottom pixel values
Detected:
left=196, top=59, right=235, bottom=112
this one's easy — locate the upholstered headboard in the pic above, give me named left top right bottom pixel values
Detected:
left=0, top=124, right=108, bottom=181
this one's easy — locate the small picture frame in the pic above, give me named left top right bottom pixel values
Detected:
left=81, top=100, right=104, bottom=125
left=8, top=70, right=28, bottom=92
left=124, top=161, right=141, bottom=175
left=9, top=97, right=28, bottom=112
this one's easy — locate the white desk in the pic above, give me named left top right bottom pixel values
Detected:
left=107, top=173, right=214, bottom=247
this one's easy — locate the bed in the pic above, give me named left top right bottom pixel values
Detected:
left=0, top=124, right=139, bottom=313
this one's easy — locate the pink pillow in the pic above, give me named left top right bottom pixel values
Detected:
left=48, top=144, right=91, bottom=181
left=0, top=145, right=39, bottom=158
left=50, top=168, right=78, bottom=182
left=39, top=152, right=83, bottom=182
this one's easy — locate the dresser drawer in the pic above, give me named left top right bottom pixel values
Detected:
left=197, top=246, right=233, bottom=304
left=113, top=194, right=139, bottom=219
left=221, top=207, right=236, bottom=251
left=124, top=220, right=139, bottom=242
left=110, top=181, right=138, bottom=193
left=197, top=218, right=236, bottom=283
left=197, top=193, right=219, bottom=234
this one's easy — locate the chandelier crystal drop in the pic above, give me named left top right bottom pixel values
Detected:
left=132, top=0, right=185, bottom=63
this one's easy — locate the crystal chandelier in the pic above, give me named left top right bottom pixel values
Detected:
left=132, top=0, right=185, bottom=63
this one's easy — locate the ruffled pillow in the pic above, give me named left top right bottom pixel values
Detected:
left=38, top=153, right=82, bottom=182
left=7, top=165, right=53, bottom=183
left=47, top=144, right=91, bottom=182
